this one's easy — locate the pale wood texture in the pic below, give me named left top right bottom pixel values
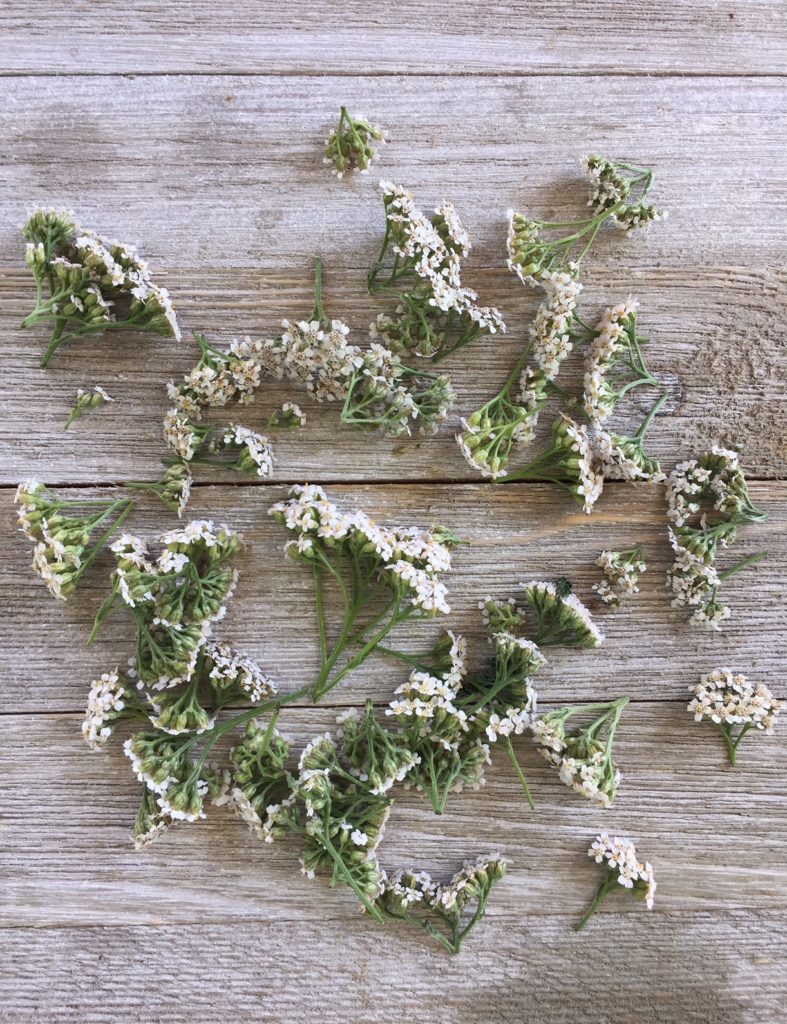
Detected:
left=2, top=1, right=787, bottom=75
left=4, top=484, right=785, bottom=712
left=1, top=4, right=787, bottom=1023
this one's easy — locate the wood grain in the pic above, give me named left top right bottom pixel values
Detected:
left=3, top=1, right=787, bottom=76
left=2, top=913, right=785, bottom=1024
left=2, top=5, right=787, bottom=1019
left=1, top=75, right=785, bottom=482
left=3, top=705, right=786, bottom=929
left=3, top=483, right=784, bottom=713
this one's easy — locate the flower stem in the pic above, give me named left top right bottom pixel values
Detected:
left=504, top=736, right=535, bottom=810
left=718, top=551, right=768, bottom=581
left=575, top=873, right=617, bottom=931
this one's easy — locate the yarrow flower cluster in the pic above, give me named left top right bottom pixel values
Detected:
left=368, top=182, right=505, bottom=360
left=22, top=208, right=180, bottom=367
left=504, top=413, right=605, bottom=513
left=166, top=331, right=262, bottom=418
left=15, top=480, right=133, bottom=600
left=207, top=425, right=275, bottom=478
left=81, top=525, right=282, bottom=849
left=386, top=633, right=493, bottom=814
left=577, top=832, right=656, bottom=930
left=324, top=106, right=385, bottom=178
left=460, top=156, right=664, bottom=481
left=376, top=854, right=507, bottom=954
left=593, top=546, right=647, bottom=608
left=128, top=460, right=192, bottom=518
left=92, top=520, right=244, bottom=690
left=64, top=385, right=113, bottom=430
left=261, top=730, right=397, bottom=918
left=581, top=299, right=661, bottom=426
left=521, top=580, right=604, bottom=648
left=666, top=447, right=767, bottom=630
left=269, top=484, right=456, bottom=701
left=253, top=262, right=455, bottom=436
left=688, top=668, right=781, bottom=765
left=532, top=697, right=628, bottom=807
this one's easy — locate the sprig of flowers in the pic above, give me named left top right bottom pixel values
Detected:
left=688, top=668, right=781, bottom=765
left=502, top=413, right=604, bottom=513
left=90, top=521, right=244, bottom=690
left=255, top=261, right=455, bottom=436
left=507, top=158, right=663, bottom=288
left=593, top=546, right=647, bottom=608
left=521, top=580, right=604, bottom=648
left=262, top=730, right=395, bottom=920
left=577, top=833, right=656, bottom=930
left=64, top=385, right=113, bottom=430
left=204, top=425, right=275, bottom=478
left=126, top=461, right=192, bottom=518
left=324, top=107, right=385, bottom=178
left=459, top=157, right=663, bottom=480
left=377, top=854, right=507, bottom=954
left=22, top=208, right=180, bottom=367
left=666, top=447, right=767, bottom=630
left=386, top=634, right=492, bottom=815
left=367, top=182, right=505, bottom=361
left=167, top=331, right=262, bottom=417
left=15, top=480, right=133, bottom=600
left=216, top=715, right=291, bottom=840
left=580, top=299, right=661, bottom=426
left=269, top=484, right=455, bottom=702
left=532, top=697, right=628, bottom=807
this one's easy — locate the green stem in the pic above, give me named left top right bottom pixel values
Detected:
left=718, top=551, right=768, bottom=580
left=575, top=873, right=617, bottom=931
left=634, top=391, right=669, bottom=440
left=504, top=736, right=535, bottom=810
left=40, top=320, right=68, bottom=368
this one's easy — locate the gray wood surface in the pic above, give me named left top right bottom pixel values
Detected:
left=1, top=4, right=786, bottom=1022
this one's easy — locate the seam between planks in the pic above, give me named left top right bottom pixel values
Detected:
left=5, top=909, right=785, bottom=932
left=2, top=70, right=787, bottom=80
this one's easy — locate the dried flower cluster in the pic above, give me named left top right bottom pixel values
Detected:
left=377, top=854, right=507, bottom=954
left=459, top=157, right=665, bottom=483
left=581, top=299, right=660, bottom=426
left=324, top=107, right=385, bottom=178
left=64, top=385, right=113, bottom=430
left=368, top=182, right=505, bottom=360
left=224, top=709, right=506, bottom=952
left=15, top=480, right=133, bottom=600
left=532, top=698, right=628, bottom=808
left=83, top=520, right=284, bottom=847
left=242, top=262, right=457, bottom=437
left=576, top=833, right=656, bottom=930
left=688, top=668, right=781, bottom=765
left=22, top=208, right=180, bottom=367
left=269, top=484, right=456, bottom=700
left=666, top=447, right=767, bottom=629
left=593, top=546, right=647, bottom=608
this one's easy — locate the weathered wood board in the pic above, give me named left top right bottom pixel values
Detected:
left=1, top=3, right=786, bottom=1022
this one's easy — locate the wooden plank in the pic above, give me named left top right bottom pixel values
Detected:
left=2, top=1, right=787, bottom=76
left=3, top=483, right=784, bottom=713
left=1, top=914, right=785, bottom=1024
left=1, top=267, right=786, bottom=483
left=0, top=76, right=785, bottom=481
left=2, top=75, right=785, bottom=268
left=2, top=705, right=786, bottom=928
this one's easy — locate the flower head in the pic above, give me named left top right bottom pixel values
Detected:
left=577, top=832, right=655, bottom=929
left=688, top=668, right=781, bottom=764
left=324, top=107, right=385, bottom=178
